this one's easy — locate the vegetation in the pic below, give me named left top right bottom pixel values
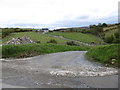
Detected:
left=50, top=23, right=119, bottom=45
left=2, top=32, right=67, bottom=44
left=2, top=43, right=90, bottom=58
left=2, top=23, right=119, bottom=68
left=2, top=28, right=15, bottom=38
left=103, top=29, right=119, bottom=43
left=0, top=29, right=2, bottom=44
left=82, top=24, right=119, bottom=44
left=89, top=23, right=108, bottom=28
left=66, top=41, right=79, bottom=46
left=86, top=44, right=119, bottom=67
left=104, top=29, right=118, bottom=37
left=2, top=28, right=37, bottom=38
left=49, top=32, right=103, bottom=44
left=47, top=39, right=57, bottom=44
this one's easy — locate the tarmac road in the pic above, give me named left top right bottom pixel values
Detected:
left=1, top=51, right=118, bottom=88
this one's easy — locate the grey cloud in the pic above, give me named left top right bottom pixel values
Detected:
left=76, top=15, right=90, bottom=19
left=0, top=14, right=118, bottom=29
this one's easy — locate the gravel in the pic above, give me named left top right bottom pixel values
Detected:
left=2, top=51, right=118, bottom=88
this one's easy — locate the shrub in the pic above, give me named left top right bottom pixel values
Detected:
left=2, top=28, right=14, bottom=38
left=104, top=35, right=114, bottom=43
left=47, top=39, right=57, bottom=44
left=36, top=41, right=41, bottom=43
left=66, top=41, right=79, bottom=46
left=104, top=33, right=120, bottom=44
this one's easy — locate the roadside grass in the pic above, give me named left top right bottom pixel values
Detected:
left=2, top=32, right=67, bottom=44
left=86, top=44, right=119, bottom=68
left=48, top=32, right=103, bottom=44
left=2, top=43, right=91, bottom=58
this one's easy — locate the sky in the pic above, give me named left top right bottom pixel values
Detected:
left=0, top=0, right=119, bottom=29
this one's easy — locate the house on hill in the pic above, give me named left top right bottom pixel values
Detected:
left=37, top=28, right=49, bottom=34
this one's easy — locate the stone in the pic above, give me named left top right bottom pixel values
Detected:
left=3, top=36, right=36, bottom=45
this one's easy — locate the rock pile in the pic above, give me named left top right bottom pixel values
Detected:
left=3, top=36, right=36, bottom=45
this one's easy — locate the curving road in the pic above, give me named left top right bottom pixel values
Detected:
left=1, top=51, right=118, bottom=88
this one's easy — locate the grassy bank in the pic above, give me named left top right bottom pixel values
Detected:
left=86, top=44, right=119, bottom=67
left=104, top=29, right=118, bottom=37
left=2, top=43, right=90, bottom=58
left=48, top=32, right=103, bottom=44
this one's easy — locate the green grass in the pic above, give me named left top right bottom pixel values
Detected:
left=103, top=25, right=118, bottom=31
left=2, top=28, right=38, bottom=38
left=0, top=46, right=1, bottom=58
left=2, top=43, right=90, bottom=58
left=86, top=44, right=119, bottom=67
left=0, top=28, right=1, bottom=44
left=2, top=32, right=67, bottom=44
left=104, top=29, right=118, bottom=37
left=48, top=32, right=103, bottom=44
left=0, top=40, right=2, bottom=44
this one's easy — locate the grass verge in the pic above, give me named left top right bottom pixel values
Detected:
left=86, top=44, right=119, bottom=68
left=2, top=43, right=90, bottom=58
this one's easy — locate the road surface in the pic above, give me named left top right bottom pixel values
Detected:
left=1, top=51, right=118, bottom=88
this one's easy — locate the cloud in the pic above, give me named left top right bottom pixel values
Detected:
left=0, top=0, right=119, bottom=28
left=77, top=15, right=90, bottom=20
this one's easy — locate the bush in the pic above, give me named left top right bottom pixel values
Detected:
left=104, top=35, right=114, bottom=43
left=2, top=28, right=14, bottom=38
left=104, top=33, right=120, bottom=44
left=66, top=41, right=79, bottom=46
left=102, top=23, right=108, bottom=27
left=113, top=33, right=120, bottom=43
left=36, top=41, right=41, bottom=43
left=2, top=28, right=37, bottom=38
left=47, top=39, right=57, bottom=44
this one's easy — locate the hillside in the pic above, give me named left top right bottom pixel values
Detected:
left=2, top=32, right=68, bottom=44
left=48, top=32, right=103, bottom=44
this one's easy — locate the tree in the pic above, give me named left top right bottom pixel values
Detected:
left=102, top=23, right=108, bottom=27
left=69, top=28, right=73, bottom=32
left=89, top=24, right=96, bottom=28
left=98, top=23, right=102, bottom=27
left=47, top=39, right=57, bottom=44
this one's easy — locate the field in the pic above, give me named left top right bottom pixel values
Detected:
left=103, top=25, right=118, bottom=31
left=86, top=44, right=119, bottom=67
left=1, top=26, right=119, bottom=67
left=2, top=43, right=90, bottom=58
left=48, top=32, right=103, bottom=44
left=104, top=29, right=118, bottom=37
left=2, top=32, right=68, bottom=44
